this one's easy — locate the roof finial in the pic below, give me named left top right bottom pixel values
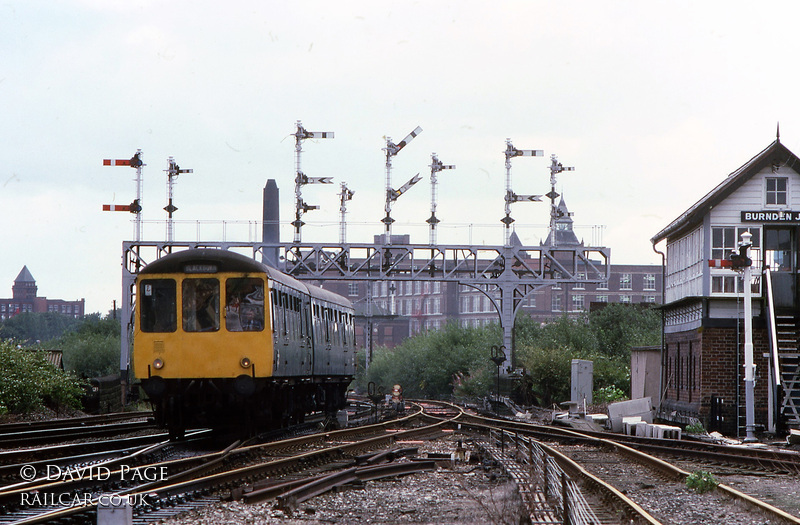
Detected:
left=777, top=122, right=781, bottom=143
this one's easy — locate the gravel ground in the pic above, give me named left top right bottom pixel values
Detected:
left=159, top=435, right=529, bottom=525
left=559, top=443, right=800, bottom=525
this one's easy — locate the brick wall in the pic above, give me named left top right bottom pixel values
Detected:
left=663, top=324, right=771, bottom=435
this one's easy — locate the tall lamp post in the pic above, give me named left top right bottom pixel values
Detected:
left=737, top=231, right=757, bottom=442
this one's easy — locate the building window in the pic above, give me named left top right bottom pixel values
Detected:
left=572, top=295, right=585, bottom=311
left=766, top=177, right=788, bottom=206
left=620, top=295, right=632, bottom=304
left=573, top=273, right=585, bottom=290
left=645, top=295, right=657, bottom=303
left=711, top=227, right=737, bottom=260
left=620, top=274, right=632, bottom=290
left=644, top=274, right=656, bottom=291
left=348, top=283, right=358, bottom=297
left=712, top=275, right=736, bottom=294
left=552, top=295, right=562, bottom=311
left=596, top=295, right=608, bottom=303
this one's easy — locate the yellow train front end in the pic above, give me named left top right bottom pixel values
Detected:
left=134, top=272, right=272, bottom=380
left=132, top=250, right=274, bottom=436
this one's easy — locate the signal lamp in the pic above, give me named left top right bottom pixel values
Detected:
left=153, top=358, right=164, bottom=370
left=240, top=357, right=252, bottom=368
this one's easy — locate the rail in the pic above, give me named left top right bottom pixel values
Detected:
left=764, top=268, right=784, bottom=431
left=487, top=429, right=604, bottom=525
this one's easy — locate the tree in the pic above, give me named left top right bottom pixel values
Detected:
left=590, top=303, right=661, bottom=359
left=0, top=312, right=82, bottom=343
left=57, top=313, right=121, bottom=378
left=363, top=322, right=497, bottom=399
left=0, top=341, right=84, bottom=414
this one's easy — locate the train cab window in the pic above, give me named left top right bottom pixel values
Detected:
left=140, top=279, right=177, bottom=333
left=182, top=278, right=220, bottom=332
left=225, top=278, right=264, bottom=332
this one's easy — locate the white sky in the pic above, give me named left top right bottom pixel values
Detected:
left=1, top=1, right=798, bottom=314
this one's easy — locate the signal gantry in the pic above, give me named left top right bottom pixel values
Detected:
left=339, top=182, right=355, bottom=244
left=164, top=157, right=192, bottom=242
left=546, top=154, right=575, bottom=246
left=293, top=121, right=334, bottom=243
left=383, top=126, right=423, bottom=245
left=502, top=139, right=544, bottom=246
left=427, top=153, right=455, bottom=245
left=102, top=150, right=144, bottom=241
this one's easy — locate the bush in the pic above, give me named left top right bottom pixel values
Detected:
left=516, top=345, right=572, bottom=407
left=686, top=471, right=718, bottom=493
left=0, top=341, right=85, bottom=414
left=59, top=332, right=120, bottom=378
left=685, top=422, right=706, bottom=434
left=363, top=322, right=496, bottom=399
left=593, top=385, right=627, bottom=404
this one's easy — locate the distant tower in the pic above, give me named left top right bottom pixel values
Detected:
left=12, top=266, right=37, bottom=300
left=542, top=197, right=582, bottom=246
left=262, top=179, right=280, bottom=268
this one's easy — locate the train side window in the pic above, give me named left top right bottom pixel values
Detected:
left=225, top=278, right=264, bottom=332
left=182, top=278, right=220, bottom=332
left=270, top=289, right=279, bottom=334
left=140, top=279, right=177, bottom=332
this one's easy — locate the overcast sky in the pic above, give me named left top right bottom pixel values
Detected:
left=2, top=1, right=798, bottom=314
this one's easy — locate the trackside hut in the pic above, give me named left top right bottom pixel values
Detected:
left=651, top=137, right=800, bottom=436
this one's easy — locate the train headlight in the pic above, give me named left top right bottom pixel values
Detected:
left=240, top=357, right=252, bottom=369
left=153, top=358, right=164, bottom=370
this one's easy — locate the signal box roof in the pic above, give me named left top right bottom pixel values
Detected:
left=651, top=139, right=800, bottom=245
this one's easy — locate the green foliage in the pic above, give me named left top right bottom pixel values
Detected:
left=356, top=303, right=660, bottom=405
left=685, top=422, right=706, bottom=434
left=56, top=314, right=121, bottom=378
left=363, top=322, right=496, bottom=399
left=59, top=332, right=120, bottom=378
left=0, top=341, right=84, bottom=413
left=453, top=366, right=495, bottom=399
left=590, top=303, right=661, bottom=359
left=516, top=345, right=573, bottom=407
left=686, top=471, right=718, bottom=493
left=0, top=312, right=83, bottom=344
left=593, top=385, right=627, bottom=404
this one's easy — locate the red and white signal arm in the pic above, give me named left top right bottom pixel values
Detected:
left=708, top=259, right=732, bottom=268
left=102, top=204, right=131, bottom=212
left=103, top=159, right=131, bottom=166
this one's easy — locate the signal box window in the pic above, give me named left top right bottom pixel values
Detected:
left=766, top=177, right=788, bottom=206
left=225, top=278, right=264, bottom=332
left=140, top=279, right=177, bottom=333
left=182, top=278, right=220, bottom=332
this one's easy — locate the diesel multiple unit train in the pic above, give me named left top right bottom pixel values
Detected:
left=132, top=248, right=356, bottom=436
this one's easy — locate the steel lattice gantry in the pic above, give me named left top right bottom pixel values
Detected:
left=119, top=240, right=610, bottom=380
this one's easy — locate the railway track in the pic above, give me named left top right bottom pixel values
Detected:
left=5, top=401, right=800, bottom=524
left=436, top=403, right=800, bottom=524
left=0, top=404, right=436, bottom=523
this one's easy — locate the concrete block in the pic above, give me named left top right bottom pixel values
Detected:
left=635, top=421, right=649, bottom=437
left=660, top=425, right=682, bottom=440
left=608, top=397, right=653, bottom=433
left=622, top=416, right=642, bottom=435
left=97, top=494, right=132, bottom=525
left=587, top=413, right=608, bottom=425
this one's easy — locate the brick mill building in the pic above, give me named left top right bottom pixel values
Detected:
left=0, top=266, right=85, bottom=320
left=652, top=134, right=800, bottom=436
